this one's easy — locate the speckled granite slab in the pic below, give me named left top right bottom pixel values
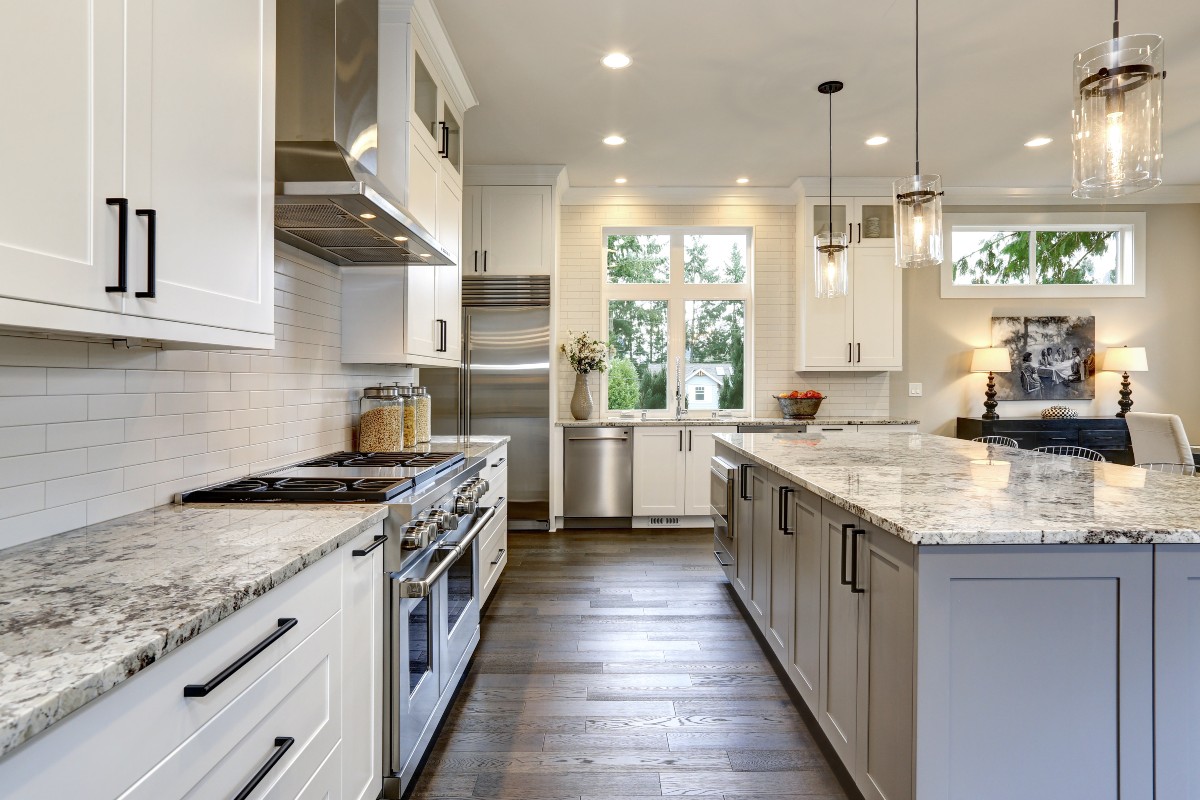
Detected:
left=426, top=434, right=508, bottom=459
left=557, top=417, right=919, bottom=427
left=716, top=431, right=1200, bottom=546
left=0, top=503, right=387, bottom=758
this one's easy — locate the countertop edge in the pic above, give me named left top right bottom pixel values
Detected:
left=0, top=505, right=388, bottom=759
left=556, top=418, right=919, bottom=427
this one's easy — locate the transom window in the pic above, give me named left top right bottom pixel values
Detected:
left=942, top=213, right=1145, bottom=298
left=603, top=228, right=752, bottom=413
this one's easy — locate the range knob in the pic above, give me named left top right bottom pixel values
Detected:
left=473, top=478, right=490, bottom=500
left=453, top=491, right=477, bottom=516
left=425, top=509, right=460, bottom=532
left=400, top=520, right=436, bottom=550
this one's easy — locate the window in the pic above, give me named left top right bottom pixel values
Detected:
left=942, top=213, right=1145, bottom=298
left=604, top=228, right=751, bottom=413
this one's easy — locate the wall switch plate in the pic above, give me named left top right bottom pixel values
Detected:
left=908, top=383, right=923, bottom=397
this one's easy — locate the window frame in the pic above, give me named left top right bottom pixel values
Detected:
left=941, top=212, right=1146, bottom=298
left=601, top=226, right=754, bottom=415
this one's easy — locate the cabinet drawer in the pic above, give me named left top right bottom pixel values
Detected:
left=482, top=472, right=507, bottom=512
left=1080, top=429, right=1128, bottom=449
left=810, top=425, right=856, bottom=434
left=480, top=446, right=508, bottom=482
left=120, top=611, right=342, bottom=799
left=482, top=526, right=508, bottom=602
left=0, top=552, right=341, bottom=799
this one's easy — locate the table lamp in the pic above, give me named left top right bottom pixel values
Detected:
left=971, top=347, right=1012, bottom=420
left=1102, top=346, right=1148, bottom=417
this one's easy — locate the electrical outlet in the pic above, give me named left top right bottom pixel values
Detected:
left=908, top=383, right=923, bottom=397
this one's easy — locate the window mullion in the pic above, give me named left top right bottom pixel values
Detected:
left=1028, top=228, right=1038, bottom=285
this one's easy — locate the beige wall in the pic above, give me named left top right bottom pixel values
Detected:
left=557, top=204, right=890, bottom=419
left=890, top=204, right=1200, bottom=436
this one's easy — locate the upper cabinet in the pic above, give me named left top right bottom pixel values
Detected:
left=799, top=195, right=903, bottom=371
left=0, top=1, right=275, bottom=349
left=462, top=185, right=554, bottom=276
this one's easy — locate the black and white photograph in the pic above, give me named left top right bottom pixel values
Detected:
left=991, top=315, right=1097, bottom=401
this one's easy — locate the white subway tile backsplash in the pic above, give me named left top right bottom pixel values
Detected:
left=48, top=368, right=125, bottom=395
left=46, top=469, right=124, bottom=506
left=88, top=440, right=156, bottom=472
left=0, top=483, right=45, bottom=521
left=207, top=391, right=249, bottom=412
left=124, top=458, right=184, bottom=490
left=0, top=426, right=46, bottom=458
left=183, top=371, right=231, bottom=392
left=0, top=502, right=86, bottom=550
left=86, top=487, right=155, bottom=526
left=156, top=392, right=209, bottom=415
left=183, top=411, right=231, bottom=435
left=46, top=420, right=125, bottom=451
left=0, top=366, right=47, bottom=395
left=0, top=337, right=88, bottom=368
left=156, top=350, right=209, bottom=371
left=88, top=393, right=156, bottom=420
left=124, top=415, right=184, bottom=441
left=0, top=450, right=88, bottom=490
left=0, top=395, right=88, bottom=425
left=125, top=370, right=185, bottom=393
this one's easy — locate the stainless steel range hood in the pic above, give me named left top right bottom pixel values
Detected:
left=274, top=0, right=452, bottom=266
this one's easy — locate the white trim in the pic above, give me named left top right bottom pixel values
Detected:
left=464, top=164, right=566, bottom=187
left=563, top=186, right=798, bottom=206
left=381, top=0, right=478, bottom=112
left=793, top=177, right=1200, bottom=206
left=940, top=212, right=1147, bottom=299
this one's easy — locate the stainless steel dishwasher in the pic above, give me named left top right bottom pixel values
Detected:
left=564, top=427, right=632, bottom=525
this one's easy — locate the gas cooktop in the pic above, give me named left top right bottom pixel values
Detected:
left=180, top=451, right=467, bottom=504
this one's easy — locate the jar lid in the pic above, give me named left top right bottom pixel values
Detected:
left=413, top=386, right=429, bottom=396
left=363, top=384, right=401, bottom=400
left=394, top=383, right=415, bottom=397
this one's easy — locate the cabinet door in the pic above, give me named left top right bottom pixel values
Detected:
left=853, top=198, right=896, bottom=250
left=851, top=248, right=903, bottom=369
left=854, top=524, right=915, bottom=800
left=405, top=262, right=439, bottom=358
left=684, top=426, right=737, bottom=516
left=480, top=185, right=553, bottom=275
left=343, top=527, right=384, bottom=800
left=818, top=501, right=860, bottom=771
left=766, top=481, right=796, bottom=662
left=123, top=0, right=274, bottom=335
left=435, top=179, right=462, bottom=361
left=439, top=100, right=463, bottom=184
left=632, top=426, right=686, bottom=516
left=807, top=197, right=854, bottom=240
left=788, top=486, right=823, bottom=712
left=748, top=467, right=774, bottom=622
left=462, top=185, right=484, bottom=277
left=800, top=252, right=855, bottom=369
left=407, top=127, right=440, bottom=236
left=437, top=175, right=462, bottom=266
left=734, top=467, right=755, bottom=600
left=409, top=41, right=441, bottom=157
left=0, top=2, right=126, bottom=314
left=1154, top=545, right=1200, bottom=799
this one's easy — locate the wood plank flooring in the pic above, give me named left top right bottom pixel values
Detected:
left=409, top=529, right=848, bottom=800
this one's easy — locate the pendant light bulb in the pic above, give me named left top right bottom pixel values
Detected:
left=814, top=81, right=849, bottom=300
left=893, top=0, right=943, bottom=269
left=1072, top=1, right=1164, bottom=198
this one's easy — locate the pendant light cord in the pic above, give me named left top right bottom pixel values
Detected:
left=914, top=0, right=920, bottom=175
left=1113, top=0, right=1119, bottom=39
left=828, top=89, right=833, bottom=227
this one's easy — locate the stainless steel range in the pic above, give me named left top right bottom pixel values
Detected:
left=181, top=450, right=494, bottom=798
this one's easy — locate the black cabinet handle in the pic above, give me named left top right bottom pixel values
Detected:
left=134, top=209, right=156, bottom=298
left=437, top=122, right=446, bottom=156
left=850, top=528, right=865, bottom=593
left=679, top=429, right=684, bottom=451
left=840, top=522, right=855, bottom=586
left=474, top=250, right=479, bottom=272
left=483, top=250, right=488, bottom=272
left=491, top=548, right=507, bottom=566
left=183, top=618, right=298, bottom=697
left=779, top=487, right=793, bottom=535
left=713, top=550, right=732, bottom=568
left=491, top=457, right=506, bottom=467
left=436, top=318, right=447, bottom=352
left=441, top=123, right=451, bottom=159
left=739, top=464, right=753, bottom=501
left=856, top=343, right=862, bottom=363
left=233, top=737, right=294, bottom=800
left=848, top=342, right=853, bottom=363
left=106, top=198, right=128, bottom=293
left=688, top=430, right=693, bottom=451
left=353, top=534, right=386, bottom=557
left=857, top=222, right=862, bottom=244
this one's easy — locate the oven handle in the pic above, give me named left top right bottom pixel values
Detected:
left=394, top=505, right=497, bottom=598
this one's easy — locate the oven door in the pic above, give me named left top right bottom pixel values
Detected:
left=389, top=583, right=439, bottom=777
left=441, top=521, right=481, bottom=691
left=710, top=456, right=737, bottom=581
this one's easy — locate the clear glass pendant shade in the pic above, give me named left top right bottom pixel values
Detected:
left=1072, top=34, right=1164, bottom=199
left=893, top=174, right=943, bottom=269
left=814, top=231, right=849, bottom=299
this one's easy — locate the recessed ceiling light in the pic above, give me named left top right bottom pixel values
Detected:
left=614, top=177, right=627, bottom=184
left=603, top=135, right=626, bottom=146
left=418, top=253, right=431, bottom=258
left=393, top=235, right=408, bottom=242
left=359, top=212, right=376, bottom=219
left=602, top=52, right=631, bottom=69
left=736, top=177, right=750, bottom=184
left=1024, top=136, right=1054, bottom=147
left=865, top=136, right=889, bottom=146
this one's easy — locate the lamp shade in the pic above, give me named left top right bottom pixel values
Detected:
left=971, top=347, right=1011, bottom=373
left=1102, top=346, right=1148, bottom=372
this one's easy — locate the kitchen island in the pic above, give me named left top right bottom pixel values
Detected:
left=713, top=431, right=1200, bottom=800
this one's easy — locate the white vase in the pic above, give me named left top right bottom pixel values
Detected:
left=570, top=372, right=593, bottom=420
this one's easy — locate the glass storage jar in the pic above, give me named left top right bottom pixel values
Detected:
left=358, top=384, right=404, bottom=452
left=396, top=385, right=418, bottom=449
left=414, top=386, right=432, bottom=443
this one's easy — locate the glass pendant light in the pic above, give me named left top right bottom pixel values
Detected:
left=893, top=0, right=943, bottom=269
left=814, top=80, right=848, bottom=300
left=1072, top=0, right=1165, bottom=199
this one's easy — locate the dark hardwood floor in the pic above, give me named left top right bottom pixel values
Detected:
left=408, top=529, right=848, bottom=800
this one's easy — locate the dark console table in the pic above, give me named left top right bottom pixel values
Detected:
left=956, top=417, right=1133, bottom=465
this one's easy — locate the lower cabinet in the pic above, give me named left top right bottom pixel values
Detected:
left=480, top=446, right=510, bottom=602
left=1154, top=545, right=1200, bottom=799
left=0, top=522, right=385, bottom=800
left=818, top=501, right=863, bottom=771
left=787, top=486, right=823, bottom=713
left=632, top=425, right=737, bottom=518
left=747, top=464, right=775, bottom=623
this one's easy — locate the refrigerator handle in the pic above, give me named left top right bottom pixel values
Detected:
left=461, top=315, right=471, bottom=438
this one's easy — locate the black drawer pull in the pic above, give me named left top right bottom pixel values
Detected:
left=713, top=550, right=731, bottom=568
left=839, top=522, right=855, bottom=586
left=739, top=463, right=753, bottom=501
left=106, top=198, right=128, bottom=293
left=491, top=457, right=506, bottom=467
left=134, top=209, right=156, bottom=298
left=233, top=736, right=294, bottom=800
left=491, top=548, right=507, bottom=566
left=850, top=529, right=866, bottom=594
left=183, top=618, right=298, bottom=697
left=353, top=534, right=386, bottom=557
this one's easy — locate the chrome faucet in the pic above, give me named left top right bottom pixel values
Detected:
left=674, top=357, right=688, bottom=419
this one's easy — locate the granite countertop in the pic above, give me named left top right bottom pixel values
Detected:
left=716, top=431, right=1200, bottom=546
left=557, top=417, right=918, bottom=427
left=426, top=434, right=508, bottom=459
left=0, top=503, right=387, bottom=759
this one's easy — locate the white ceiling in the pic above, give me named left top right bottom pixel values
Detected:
left=431, top=0, right=1200, bottom=190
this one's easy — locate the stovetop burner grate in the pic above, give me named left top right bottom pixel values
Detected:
left=273, top=478, right=348, bottom=492
left=181, top=474, right=415, bottom=503
left=295, top=451, right=464, bottom=469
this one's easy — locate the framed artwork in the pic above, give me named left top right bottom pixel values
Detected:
left=990, top=316, right=1097, bottom=401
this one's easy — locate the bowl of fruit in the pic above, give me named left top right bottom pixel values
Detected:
left=774, top=390, right=825, bottom=419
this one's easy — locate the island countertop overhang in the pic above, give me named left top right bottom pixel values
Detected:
left=714, top=431, right=1200, bottom=545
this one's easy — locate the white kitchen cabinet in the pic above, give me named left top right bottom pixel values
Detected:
left=436, top=178, right=463, bottom=360
left=733, top=465, right=755, bottom=600
left=463, top=185, right=554, bottom=276
left=633, top=426, right=688, bottom=516
left=0, top=0, right=274, bottom=348
left=684, top=426, right=738, bottom=515
left=341, top=265, right=459, bottom=366
left=481, top=447, right=510, bottom=602
left=407, top=127, right=442, bottom=237
left=748, top=466, right=774, bottom=624
left=799, top=196, right=903, bottom=371
left=343, top=527, right=385, bottom=800
left=788, top=486, right=823, bottom=711
left=766, top=480, right=796, bottom=663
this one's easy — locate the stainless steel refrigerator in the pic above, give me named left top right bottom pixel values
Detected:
left=423, top=276, right=550, bottom=529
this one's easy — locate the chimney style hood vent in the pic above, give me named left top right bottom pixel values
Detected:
left=274, top=0, right=452, bottom=266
